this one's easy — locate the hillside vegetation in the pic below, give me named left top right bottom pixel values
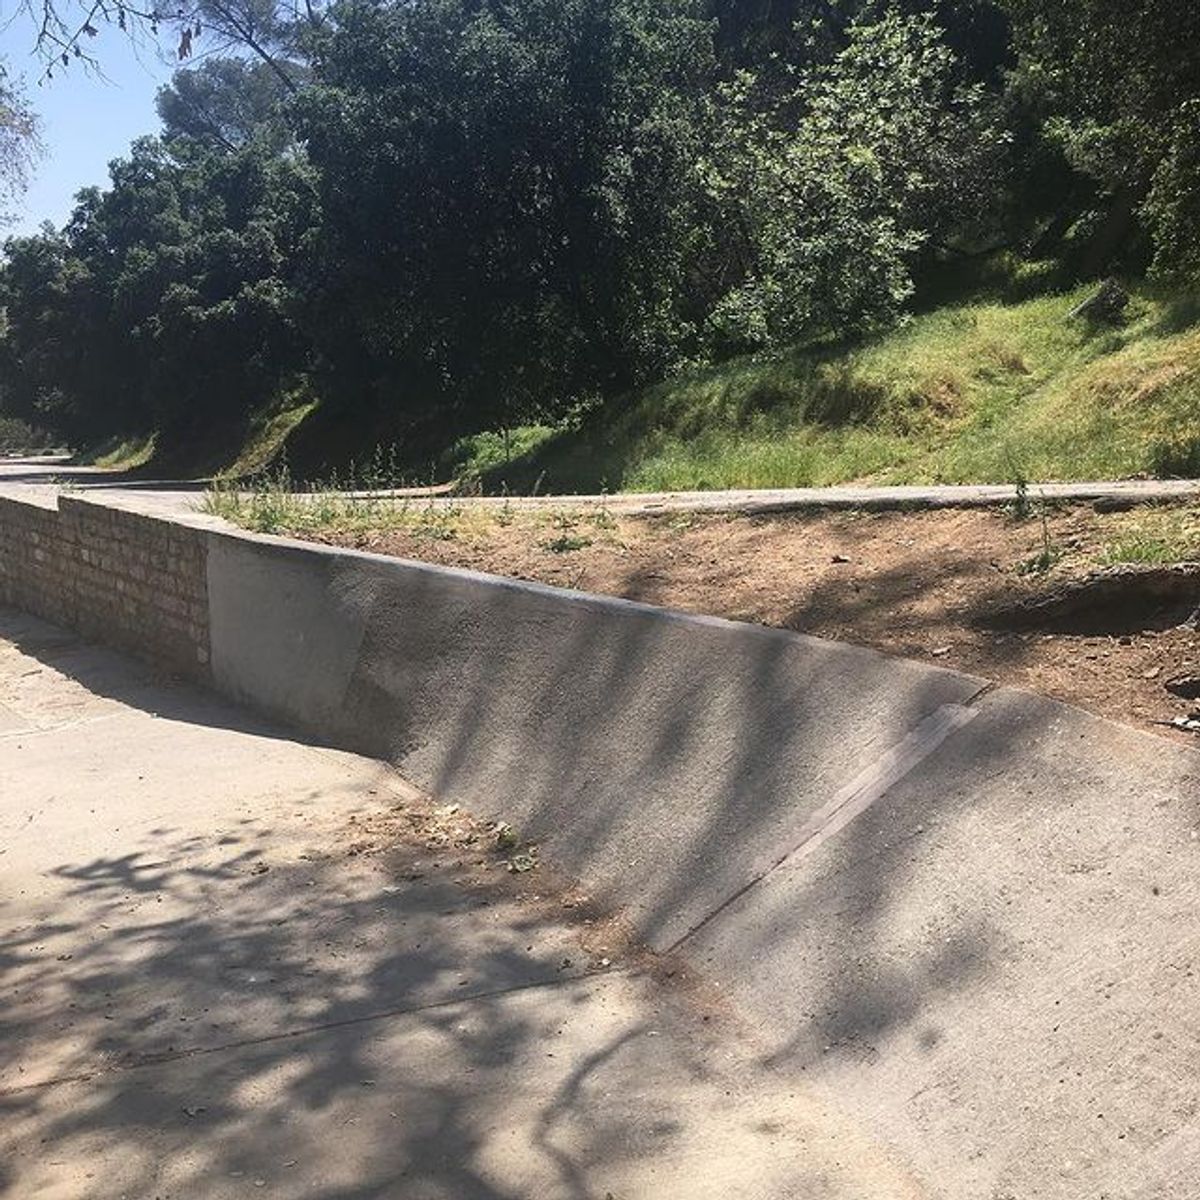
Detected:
left=446, top=282, right=1200, bottom=493
left=1, top=0, right=1198, bottom=490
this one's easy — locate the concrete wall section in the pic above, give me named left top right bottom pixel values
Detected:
left=687, top=684, right=1200, bottom=1199
left=0, top=493, right=209, bottom=679
left=206, top=529, right=987, bottom=948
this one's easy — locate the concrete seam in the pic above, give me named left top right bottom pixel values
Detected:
left=0, top=967, right=630, bottom=1099
left=665, top=701, right=982, bottom=955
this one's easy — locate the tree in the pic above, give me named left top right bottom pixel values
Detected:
left=0, top=65, right=41, bottom=225
left=156, top=57, right=294, bottom=153
left=294, top=0, right=716, bottom=443
left=701, top=10, right=1009, bottom=352
left=0, top=130, right=318, bottom=448
left=1002, top=0, right=1200, bottom=276
left=16, top=0, right=320, bottom=88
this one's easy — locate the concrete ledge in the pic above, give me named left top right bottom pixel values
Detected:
left=7, top=484, right=1200, bottom=1197
left=205, top=527, right=987, bottom=948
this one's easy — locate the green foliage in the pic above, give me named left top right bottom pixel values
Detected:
left=1143, top=103, right=1200, bottom=282
left=0, top=131, right=318, bottom=450
left=2, top=0, right=1199, bottom=478
left=156, top=59, right=294, bottom=154
left=0, top=414, right=52, bottom=451
left=1002, top=0, right=1200, bottom=273
left=702, top=11, right=1010, bottom=353
left=467, top=284, right=1200, bottom=493
left=1099, top=507, right=1200, bottom=565
left=294, top=0, right=716, bottom=438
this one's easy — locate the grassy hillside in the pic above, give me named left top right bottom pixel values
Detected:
left=445, top=281, right=1200, bottom=494
left=98, top=278, right=1200, bottom=494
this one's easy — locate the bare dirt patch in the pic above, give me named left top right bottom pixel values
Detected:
left=300, top=503, right=1200, bottom=740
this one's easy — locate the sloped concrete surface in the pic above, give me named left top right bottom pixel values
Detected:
left=684, top=685, right=1200, bottom=1199
left=2, top=609, right=885, bottom=1199
left=205, top=531, right=988, bottom=950
left=203, top=531, right=1200, bottom=1198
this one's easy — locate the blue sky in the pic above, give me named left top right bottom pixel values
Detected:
left=1, top=21, right=174, bottom=234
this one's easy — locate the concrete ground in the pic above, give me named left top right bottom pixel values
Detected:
left=0, top=606, right=920, bottom=1200
left=3, top=454, right=1199, bottom=518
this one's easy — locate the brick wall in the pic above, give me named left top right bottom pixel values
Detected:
left=0, top=494, right=210, bottom=679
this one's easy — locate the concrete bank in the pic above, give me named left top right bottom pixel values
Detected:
left=3, top=609, right=845, bottom=1200
left=2, top=484, right=1200, bottom=1198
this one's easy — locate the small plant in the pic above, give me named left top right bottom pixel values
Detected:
left=540, top=509, right=592, bottom=553
left=589, top=489, right=617, bottom=532
left=542, top=533, right=592, bottom=554
left=495, top=483, right=515, bottom=528
left=493, top=822, right=519, bottom=851
left=1005, top=451, right=1033, bottom=520
left=415, top=503, right=460, bottom=541
left=1016, top=506, right=1062, bottom=575
left=1101, top=535, right=1178, bottom=565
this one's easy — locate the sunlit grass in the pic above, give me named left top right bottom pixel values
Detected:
left=221, top=396, right=319, bottom=479
left=1099, top=505, right=1200, bottom=565
left=457, top=282, right=1200, bottom=493
left=77, top=432, right=158, bottom=471
left=202, top=463, right=624, bottom=552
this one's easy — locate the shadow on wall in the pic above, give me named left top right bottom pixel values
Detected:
left=0, top=604, right=850, bottom=1198
left=206, top=533, right=1028, bottom=1075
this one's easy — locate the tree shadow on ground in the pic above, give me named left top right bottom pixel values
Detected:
left=0, top=792, right=767, bottom=1198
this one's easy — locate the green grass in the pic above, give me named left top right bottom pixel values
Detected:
left=1099, top=506, right=1200, bottom=565
left=219, top=395, right=319, bottom=479
left=76, top=433, right=158, bottom=471
left=202, top=464, right=621, bottom=549
left=461, top=281, right=1200, bottom=494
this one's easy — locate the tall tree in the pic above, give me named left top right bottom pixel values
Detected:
left=702, top=9, right=1009, bottom=351
left=1, top=132, right=317, bottom=447
left=156, top=57, right=294, bottom=153
left=1002, top=0, right=1200, bottom=275
left=0, top=64, right=40, bottom=225
left=294, top=0, right=716, bottom=441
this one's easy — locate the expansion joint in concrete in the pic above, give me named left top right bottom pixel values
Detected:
left=665, top=698, right=985, bottom=955
left=0, top=966, right=629, bottom=1100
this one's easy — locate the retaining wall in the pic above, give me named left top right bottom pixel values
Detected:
left=0, top=493, right=209, bottom=679
left=0, top=487, right=985, bottom=947
left=202, top=526, right=987, bottom=948
left=6, top=486, right=1200, bottom=1199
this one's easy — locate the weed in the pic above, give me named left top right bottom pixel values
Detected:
left=1010, top=469, right=1032, bottom=520
left=1016, top=506, right=1062, bottom=575
left=1150, top=433, right=1200, bottom=479
left=1101, top=535, right=1180, bottom=565
left=589, top=491, right=617, bottom=531
left=415, top=504, right=459, bottom=541
left=542, top=533, right=592, bottom=554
